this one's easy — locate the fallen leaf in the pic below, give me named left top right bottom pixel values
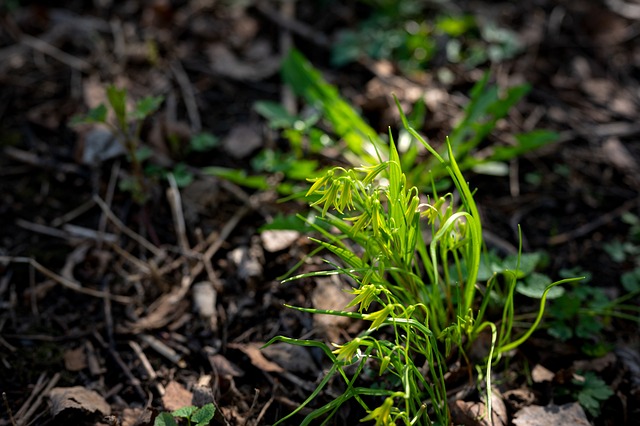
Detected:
left=63, top=346, right=87, bottom=372
left=228, top=342, right=284, bottom=373
left=449, top=390, right=507, bottom=426
left=121, top=407, right=152, bottom=426
left=531, top=364, right=555, bottom=383
left=49, top=386, right=111, bottom=418
left=162, top=380, right=193, bottom=412
left=513, top=403, right=591, bottom=426
left=205, top=349, right=245, bottom=379
left=503, top=388, right=536, bottom=411
left=261, top=342, right=316, bottom=375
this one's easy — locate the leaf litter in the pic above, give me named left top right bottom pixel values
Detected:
left=0, top=1, right=639, bottom=425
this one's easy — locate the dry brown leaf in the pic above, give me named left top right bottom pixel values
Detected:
left=503, top=388, right=536, bottom=411
left=261, top=342, right=316, bottom=375
left=162, top=380, right=193, bottom=412
left=531, top=364, right=555, bottom=383
left=206, top=350, right=245, bottom=379
left=63, top=346, right=87, bottom=372
left=450, top=390, right=507, bottom=426
left=513, top=403, right=591, bottom=426
left=125, top=288, right=190, bottom=333
left=48, top=386, right=111, bottom=418
left=228, top=342, right=284, bottom=373
left=121, top=407, right=152, bottom=426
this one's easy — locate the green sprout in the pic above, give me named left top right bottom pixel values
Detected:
left=72, top=85, right=164, bottom=204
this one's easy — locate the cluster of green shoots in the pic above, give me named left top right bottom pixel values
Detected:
left=265, top=101, right=580, bottom=425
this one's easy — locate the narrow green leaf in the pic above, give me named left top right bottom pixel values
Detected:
left=254, top=100, right=297, bottom=129
left=281, top=49, right=383, bottom=164
left=203, top=166, right=270, bottom=190
left=70, top=104, right=108, bottom=125
left=133, top=95, right=164, bottom=120
left=106, top=85, right=128, bottom=129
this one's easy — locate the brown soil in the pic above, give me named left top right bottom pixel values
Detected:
left=1, top=1, right=639, bottom=425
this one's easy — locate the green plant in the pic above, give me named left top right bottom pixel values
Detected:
left=546, top=214, right=640, bottom=357
left=154, top=403, right=216, bottom=426
left=605, top=212, right=640, bottom=292
left=265, top=102, right=580, bottom=425
left=331, top=1, right=522, bottom=71
left=555, top=371, right=613, bottom=418
left=274, top=50, right=557, bottom=188
left=72, top=85, right=164, bottom=204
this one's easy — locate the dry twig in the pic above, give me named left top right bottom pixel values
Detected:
left=0, top=255, right=133, bottom=304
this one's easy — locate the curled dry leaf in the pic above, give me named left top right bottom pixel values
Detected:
left=48, top=386, right=111, bottom=418
left=449, top=390, right=507, bottom=426
left=228, top=342, right=284, bottom=373
left=205, top=348, right=245, bottom=379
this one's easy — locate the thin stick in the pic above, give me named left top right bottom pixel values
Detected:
left=2, top=392, right=17, bottom=426
left=170, top=60, right=201, bottom=133
left=94, top=331, right=147, bottom=401
left=108, top=242, right=152, bottom=275
left=93, top=194, right=164, bottom=258
left=278, top=0, right=296, bottom=116
left=99, top=161, right=121, bottom=247
left=193, top=204, right=251, bottom=287
left=255, top=1, right=330, bottom=48
left=50, top=199, right=95, bottom=227
left=16, top=218, right=118, bottom=243
left=139, top=333, right=186, bottom=368
left=14, top=374, right=46, bottom=421
left=166, top=173, right=191, bottom=253
left=21, top=33, right=91, bottom=71
left=15, top=373, right=60, bottom=426
left=0, top=256, right=132, bottom=304
left=129, top=340, right=158, bottom=380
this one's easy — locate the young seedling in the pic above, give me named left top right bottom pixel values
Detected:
left=154, top=403, right=216, bottom=426
left=72, top=85, right=164, bottom=204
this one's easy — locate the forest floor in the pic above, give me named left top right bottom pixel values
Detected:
left=1, top=1, right=640, bottom=425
